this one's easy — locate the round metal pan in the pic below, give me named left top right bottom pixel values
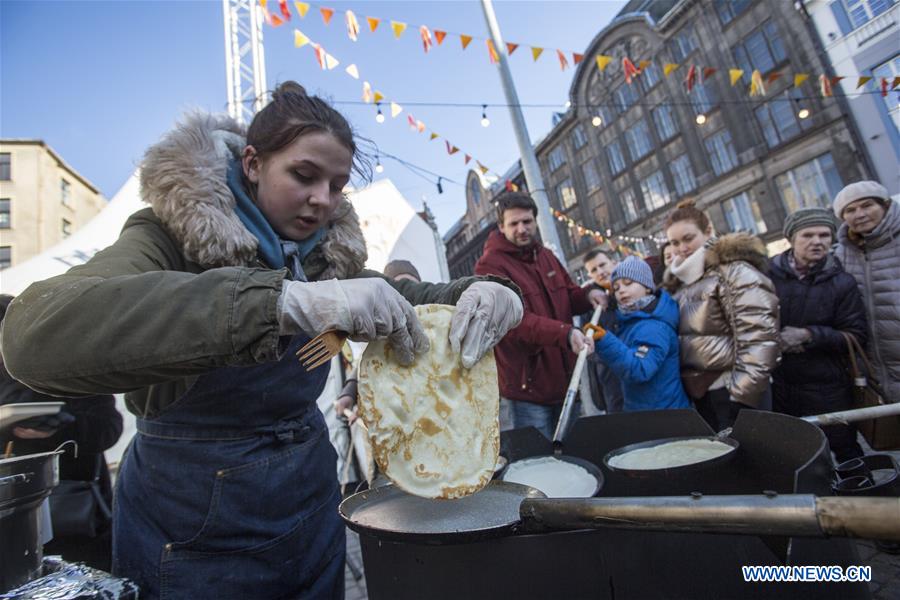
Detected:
left=339, top=480, right=546, bottom=544
left=501, top=454, right=604, bottom=497
left=603, top=435, right=740, bottom=478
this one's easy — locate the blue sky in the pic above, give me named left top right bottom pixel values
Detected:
left=1, top=0, right=626, bottom=234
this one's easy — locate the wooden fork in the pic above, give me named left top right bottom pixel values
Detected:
left=296, top=329, right=349, bottom=371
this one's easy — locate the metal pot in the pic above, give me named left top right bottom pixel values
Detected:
left=0, top=450, right=61, bottom=591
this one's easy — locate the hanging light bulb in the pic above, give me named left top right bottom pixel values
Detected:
left=436, top=177, right=444, bottom=194
left=564, top=100, right=572, bottom=109
left=375, top=103, right=385, bottom=123
left=591, top=115, right=602, bottom=127
left=695, top=113, right=707, bottom=125
left=480, top=104, right=490, bottom=128
left=375, top=158, right=384, bottom=173
left=797, top=107, right=810, bottom=119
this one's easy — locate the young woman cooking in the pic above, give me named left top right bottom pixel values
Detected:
left=0, top=82, right=522, bottom=599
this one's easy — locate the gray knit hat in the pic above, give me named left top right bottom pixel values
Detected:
left=383, top=259, right=421, bottom=282
left=611, top=256, right=654, bottom=291
left=783, top=207, right=836, bottom=240
left=833, top=180, right=889, bottom=218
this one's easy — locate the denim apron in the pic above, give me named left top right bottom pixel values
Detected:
left=112, top=333, right=344, bottom=599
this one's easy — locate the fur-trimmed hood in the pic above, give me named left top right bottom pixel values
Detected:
left=138, top=112, right=367, bottom=279
left=663, top=232, right=769, bottom=291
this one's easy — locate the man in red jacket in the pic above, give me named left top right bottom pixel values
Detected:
left=475, top=193, right=605, bottom=438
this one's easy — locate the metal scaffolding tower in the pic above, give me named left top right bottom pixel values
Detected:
left=223, top=0, right=267, bottom=124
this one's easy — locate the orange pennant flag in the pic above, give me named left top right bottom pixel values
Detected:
left=391, top=21, right=407, bottom=38
left=278, top=0, right=292, bottom=20
left=294, top=29, right=311, bottom=48
left=663, top=63, right=679, bottom=77
left=429, top=132, right=439, bottom=140
left=487, top=40, right=499, bottom=64
left=420, top=25, right=433, bottom=53
left=794, top=73, right=809, bottom=87
left=830, top=76, right=845, bottom=87
left=269, top=14, right=285, bottom=27
left=417, top=120, right=426, bottom=133
left=374, top=91, right=385, bottom=103
left=434, top=30, right=447, bottom=45
left=857, top=76, right=873, bottom=88
left=294, top=2, right=309, bottom=17
left=313, top=44, right=326, bottom=69
left=892, top=76, right=900, bottom=89
left=460, top=34, right=473, bottom=50
left=320, top=7, right=334, bottom=25
left=729, top=69, right=743, bottom=86
left=464, top=154, right=472, bottom=165
left=366, top=16, right=380, bottom=32
left=532, top=47, right=544, bottom=61
left=557, top=49, right=569, bottom=71
left=573, top=53, right=584, bottom=65
left=702, top=67, right=717, bottom=80
left=446, top=141, right=459, bottom=155
left=595, top=54, right=612, bottom=71
left=623, top=57, right=640, bottom=84
left=345, top=10, right=359, bottom=41
left=638, top=60, right=650, bottom=70
left=507, top=42, right=519, bottom=55
left=766, top=71, right=782, bottom=84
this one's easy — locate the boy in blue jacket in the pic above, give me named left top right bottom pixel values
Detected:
left=584, top=257, right=690, bottom=411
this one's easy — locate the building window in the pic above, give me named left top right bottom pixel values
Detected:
left=715, top=0, right=751, bottom=24
left=670, top=25, right=699, bottom=63
left=556, top=179, right=578, bottom=210
left=469, top=178, right=482, bottom=204
left=62, top=218, right=72, bottom=238
left=61, top=178, right=72, bottom=207
left=640, top=62, right=662, bottom=91
left=581, top=160, right=602, bottom=193
left=732, top=21, right=787, bottom=81
left=652, top=104, right=678, bottom=141
left=566, top=223, right=584, bottom=253
left=775, top=153, right=844, bottom=213
left=722, top=192, right=767, bottom=234
left=625, top=120, right=653, bottom=161
left=613, top=83, right=639, bottom=114
left=843, top=0, right=893, bottom=29
left=597, top=104, right=616, bottom=127
left=0, top=199, right=9, bottom=229
left=0, top=246, right=10, bottom=269
left=548, top=146, right=566, bottom=171
left=755, top=93, right=808, bottom=148
left=620, top=187, right=639, bottom=223
left=690, top=82, right=718, bottom=116
left=670, top=155, right=697, bottom=196
left=0, top=154, right=9, bottom=181
left=873, top=55, right=900, bottom=134
left=705, top=130, right=738, bottom=176
left=606, top=140, right=627, bottom=175
left=639, top=170, right=671, bottom=211
left=572, top=125, right=588, bottom=149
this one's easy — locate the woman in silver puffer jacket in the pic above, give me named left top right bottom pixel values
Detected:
left=662, top=200, right=781, bottom=430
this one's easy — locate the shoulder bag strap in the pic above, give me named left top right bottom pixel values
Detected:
left=843, top=332, right=888, bottom=401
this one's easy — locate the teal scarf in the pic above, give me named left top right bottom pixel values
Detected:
left=227, top=159, right=325, bottom=280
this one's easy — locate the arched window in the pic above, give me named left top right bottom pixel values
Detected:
left=469, top=178, right=482, bottom=204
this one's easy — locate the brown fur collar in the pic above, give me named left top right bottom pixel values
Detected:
left=138, top=112, right=367, bottom=279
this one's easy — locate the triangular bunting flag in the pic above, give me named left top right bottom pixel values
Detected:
left=750, top=69, right=766, bottom=96
left=557, top=49, right=569, bottom=71
left=294, top=2, right=309, bottom=17
left=460, top=34, right=473, bottom=50
left=702, top=67, right=717, bottom=80
left=446, top=142, right=459, bottom=155
left=596, top=55, right=612, bottom=71
left=313, top=44, right=326, bottom=69
left=362, top=81, right=372, bottom=103
left=892, top=76, right=900, bottom=89
left=487, top=40, right=499, bottom=64
left=390, top=101, right=402, bottom=117
left=857, top=76, right=873, bottom=88
left=766, top=71, right=782, bottom=84
left=278, top=0, right=292, bottom=20
left=819, top=74, right=833, bottom=97
left=794, top=73, right=809, bottom=87
left=420, top=25, right=433, bottom=53
left=507, top=42, right=519, bottom=55
left=391, top=21, right=407, bottom=38
left=429, top=132, right=439, bottom=140
left=345, top=10, right=359, bottom=41
left=663, top=63, right=679, bottom=77
left=573, top=53, right=584, bottom=65
left=345, top=64, right=359, bottom=79
left=623, top=57, right=640, bottom=84
left=532, top=47, right=544, bottom=61
left=320, top=7, right=334, bottom=25
left=294, top=29, right=311, bottom=48
left=881, top=77, right=889, bottom=97
left=464, top=154, right=472, bottom=165
left=729, top=69, right=743, bottom=86
left=374, top=91, right=384, bottom=103
left=684, top=64, right=697, bottom=93
left=324, top=53, right=339, bottom=70
left=407, top=114, right=416, bottom=129
left=434, top=30, right=447, bottom=45
left=830, top=76, right=845, bottom=87
left=268, top=14, right=285, bottom=27
left=416, top=120, right=426, bottom=133
left=638, top=60, right=650, bottom=70
left=366, top=16, right=380, bottom=32
left=477, top=162, right=489, bottom=175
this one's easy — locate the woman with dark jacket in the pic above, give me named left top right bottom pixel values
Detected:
left=0, top=82, right=522, bottom=599
left=0, top=294, right=123, bottom=570
left=768, top=208, right=866, bottom=462
left=663, top=200, right=781, bottom=430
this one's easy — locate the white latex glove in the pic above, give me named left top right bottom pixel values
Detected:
left=278, top=278, right=429, bottom=366
left=448, top=281, right=523, bottom=369
left=568, top=328, right=595, bottom=355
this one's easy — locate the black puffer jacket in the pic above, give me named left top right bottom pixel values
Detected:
left=769, top=251, right=867, bottom=389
